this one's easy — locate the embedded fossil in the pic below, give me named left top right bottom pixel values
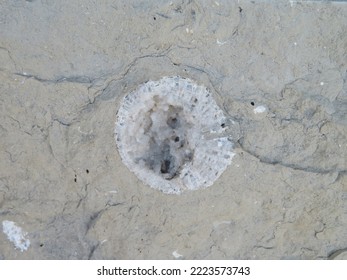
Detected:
left=115, top=76, right=235, bottom=194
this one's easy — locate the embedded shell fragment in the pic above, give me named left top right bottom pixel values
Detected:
left=115, top=76, right=235, bottom=194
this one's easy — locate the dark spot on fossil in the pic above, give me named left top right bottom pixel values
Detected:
left=161, top=160, right=171, bottom=174
left=167, top=117, right=179, bottom=128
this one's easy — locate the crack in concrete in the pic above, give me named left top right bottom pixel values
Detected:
left=52, top=118, right=71, bottom=127
left=314, top=224, right=326, bottom=239
left=80, top=47, right=173, bottom=109
left=5, top=151, right=15, bottom=163
left=87, top=243, right=100, bottom=260
left=254, top=245, right=275, bottom=250
left=14, top=72, right=94, bottom=85
left=237, top=138, right=347, bottom=175
left=328, top=248, right=347, bottom=260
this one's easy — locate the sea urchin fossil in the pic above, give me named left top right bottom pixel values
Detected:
left=115, top=76, right=235, bottom=194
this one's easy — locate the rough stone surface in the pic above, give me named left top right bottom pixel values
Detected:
left=0, top=0, right=346, bottom=259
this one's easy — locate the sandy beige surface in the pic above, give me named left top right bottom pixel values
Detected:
left=0, top=0, right=346, bottom=259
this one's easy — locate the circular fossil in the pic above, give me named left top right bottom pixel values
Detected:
left=115, top=76, right=235, bottom=194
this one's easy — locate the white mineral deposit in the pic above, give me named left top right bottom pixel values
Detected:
left=2, top=220, right=30, bottom=252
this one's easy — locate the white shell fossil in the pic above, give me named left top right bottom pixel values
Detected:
left=115, top=76, right=235, bottom=194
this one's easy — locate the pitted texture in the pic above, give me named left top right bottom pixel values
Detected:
left=115, top=76, right=235, bottom=194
